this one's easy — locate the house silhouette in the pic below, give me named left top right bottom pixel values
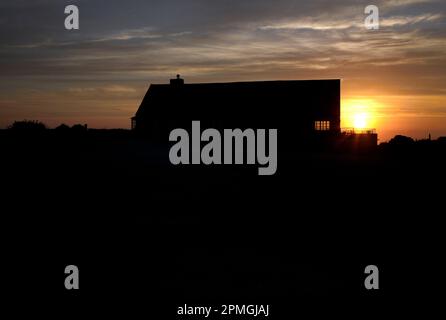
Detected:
left=132, top=76, right=342, bottom=146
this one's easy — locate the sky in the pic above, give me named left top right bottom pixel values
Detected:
left=0, top=0, right=445, bottom=141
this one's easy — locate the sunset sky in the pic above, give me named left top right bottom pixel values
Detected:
left=1, top=0, right=445, bottom=141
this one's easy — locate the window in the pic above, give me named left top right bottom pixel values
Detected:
left=315, top=121, right=330, bottom=131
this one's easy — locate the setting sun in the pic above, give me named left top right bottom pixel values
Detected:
left=353, top=113, right=368, bottom=129
left=342, top=99, right=379, bottom=131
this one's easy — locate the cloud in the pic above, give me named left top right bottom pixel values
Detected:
left=384, top=0, right=436, bottom=7
left=381, top=13, right=443, bottom=26
left=259, top=20, right=356, bottom=31
left=259, top=12, right=443, bottom=31
left=91, top=27, right=163, bottom=42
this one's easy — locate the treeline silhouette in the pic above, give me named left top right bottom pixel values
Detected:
left=7, top=120, right=88, bottom=133
left=8, top=120, right=47, bottom=131
left=3, top=120, right=446, bottom=149
left=2, top=120, right=131, bottom=139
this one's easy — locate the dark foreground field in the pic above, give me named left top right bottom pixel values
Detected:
left=1, top=129, right=444, bottom=316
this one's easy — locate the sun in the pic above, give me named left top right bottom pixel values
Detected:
left=353, top=113, right=368, bottom=129
left=342, top=99, right=378, bottom=131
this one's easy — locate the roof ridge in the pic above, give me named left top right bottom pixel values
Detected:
left=150, top=79, right=341, bottom=86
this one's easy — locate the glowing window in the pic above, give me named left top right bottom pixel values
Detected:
left=315, top=121, right=330, bottom=131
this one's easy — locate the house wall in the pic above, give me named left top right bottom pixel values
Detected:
left=133, top=80, right=341, bottom=144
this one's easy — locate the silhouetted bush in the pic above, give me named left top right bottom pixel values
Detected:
left=71, top=124, right=88, bottom=133
left=437, top=137, right=446, bottom=145
left=8, top=120, right=46, bottom=131
left=388, top=135, right=414, bottom=146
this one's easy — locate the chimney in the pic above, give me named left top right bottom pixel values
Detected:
left=170, top=74, right=184, bottom=86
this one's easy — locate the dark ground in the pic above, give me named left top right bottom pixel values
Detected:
left=1, top=129, right=444, bottom=317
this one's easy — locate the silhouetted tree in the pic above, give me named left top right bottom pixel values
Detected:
left=388, top=135, right=414, bottom=146
left=8, top=120, right=46, bottom=131
left=437, top=137, right=446, bottom=145
left=71, top=124, right=88, bottom=133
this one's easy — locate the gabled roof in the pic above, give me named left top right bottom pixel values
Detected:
left=135, top=79, right=341, bottom=118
